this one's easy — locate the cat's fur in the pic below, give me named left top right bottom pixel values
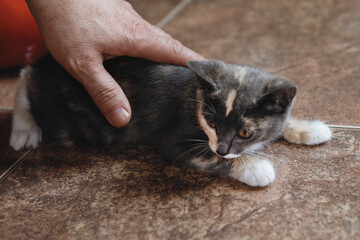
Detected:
left=10, top=55, right=332, bottom=186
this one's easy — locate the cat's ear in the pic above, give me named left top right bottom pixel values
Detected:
left=257, top=78, right=297, bottom=114
left=187, top=60, right=222, bottom=90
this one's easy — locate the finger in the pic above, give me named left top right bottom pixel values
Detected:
left=130, top=27, right=205, bottom=66
left=71, top=58, right=132, bottom=127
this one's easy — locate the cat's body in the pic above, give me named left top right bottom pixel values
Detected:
left=10, top=55, right=332, bottom=186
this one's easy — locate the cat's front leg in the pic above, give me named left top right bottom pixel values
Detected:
left=283, top=118, right=332, bottom=145
left=191, top=156, right=275, bottom=187
left=230, top=157, right=275, bottom=187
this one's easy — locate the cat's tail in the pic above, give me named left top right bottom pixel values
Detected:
left=283, top=118, right=332, bottom=145
left=10, top=66, right=42, bottom=151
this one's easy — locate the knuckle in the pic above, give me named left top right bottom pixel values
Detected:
left=171, top=40, right=184, bottom=55
left=122, top=22, right=146, bottom=55
left=91, top=86, right=119, bottom=109
left=122, top=35, right=136, bottom=55
left=130, top=22, right=144, bottom=36
left=70, top=55, right=100, bottom=77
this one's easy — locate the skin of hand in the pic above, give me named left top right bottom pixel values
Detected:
left=26, top=0, right=204, bottom=127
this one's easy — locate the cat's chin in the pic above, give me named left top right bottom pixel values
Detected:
left=222, top=153, right=242, bottom=159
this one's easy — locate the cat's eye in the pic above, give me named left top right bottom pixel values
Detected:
left=238, top=129, right=253, bottom=139
left=206, top=118, right=216, bottom=128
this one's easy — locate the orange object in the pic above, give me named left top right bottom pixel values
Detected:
left=0, top=0, right=48, bottom=68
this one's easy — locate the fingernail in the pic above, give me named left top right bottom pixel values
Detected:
left=108, top=108, right=130, bottom=127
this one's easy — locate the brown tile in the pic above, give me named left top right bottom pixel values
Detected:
left=165, top=0, right=360, bottom=66
left=0, top=130, right=359, bottom=239
left=277, top=46, right=360, bottom=125
left=164, top=0, right=360, bottom=125
left=127, top=0, right=181, bottom=25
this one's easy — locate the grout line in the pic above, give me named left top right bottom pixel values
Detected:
left=272, top=39, right=360, bottom=74
left=0, top=106, right=14, bottom=112
left=328, top=125, right=360, bottom=130
left=156, top=0, right=192, bottom=29
left=0, top=148, right=32, bottom=183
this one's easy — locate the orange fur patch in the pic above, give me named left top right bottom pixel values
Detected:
left=196, top=90, right=218, bottom=153
left=225, top=90, right=237, bottom=116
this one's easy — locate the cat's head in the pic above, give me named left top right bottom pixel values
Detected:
left=188, top=60, right=297, bottom=159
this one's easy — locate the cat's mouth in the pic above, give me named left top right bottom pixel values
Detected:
left=210, top=147, right=242, bottom=159
left=211, top=142, right=265, bottom=159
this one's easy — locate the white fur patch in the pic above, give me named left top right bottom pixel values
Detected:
left=10, top=128, right=42, bottom=151
left=10, top=66, right=42, bottom=150
left=283, top=118, right=332, bottom=145
left=223, top=153, right=241, bottom=159
left=233, top=67, right=247, bottom=84
left=237, top=159, right=275, bottom=187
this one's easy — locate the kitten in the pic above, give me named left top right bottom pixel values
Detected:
left=10, top=55, right=332, bottom=187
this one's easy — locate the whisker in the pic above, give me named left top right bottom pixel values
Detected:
left=181, top=139, right=208, bottom=143
left=202, top=111, right=215, bottom=116
left=167, top=137, right=207, bottom=144
left=173, top=143, right=209, bottom=164
left=207, top=98, right=216, bottom=114
left=251, top=151, right=284, bottom=162
left=187, top=98, right=216, bottom=114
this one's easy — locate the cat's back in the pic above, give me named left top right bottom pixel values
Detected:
left=25, top=55, right=196, bottom=147
left=29, top=55, right=193, bottom=102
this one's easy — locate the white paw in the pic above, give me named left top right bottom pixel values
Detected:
left=302, top=121, right=332, bottom=145
left=239, top=159, right=275, bottom=187
left=10, top=127, right=42, bottom=151
left=284, top=119, right=332, bottom=145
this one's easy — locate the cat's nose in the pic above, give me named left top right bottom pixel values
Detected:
left=216, top=143, right=229, bottom=156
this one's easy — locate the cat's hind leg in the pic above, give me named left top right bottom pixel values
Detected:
left=10, top=66, right=42, bottom=150
left=283, top=118, right=331, bottom=145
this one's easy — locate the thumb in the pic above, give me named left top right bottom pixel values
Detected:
left=72, top=59, right=132, bottom=127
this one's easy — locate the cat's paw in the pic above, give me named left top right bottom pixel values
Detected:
left=238, top=159, right=275, bottom=187
left=10, top=127, right=42, bottom=151
left=283, top=119, right=332, bottom=145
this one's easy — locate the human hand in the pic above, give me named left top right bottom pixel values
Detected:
left=26, top=0, right=204, bottom=127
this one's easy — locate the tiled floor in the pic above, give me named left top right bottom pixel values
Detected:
left=1, top=0, right=359, bottom=239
